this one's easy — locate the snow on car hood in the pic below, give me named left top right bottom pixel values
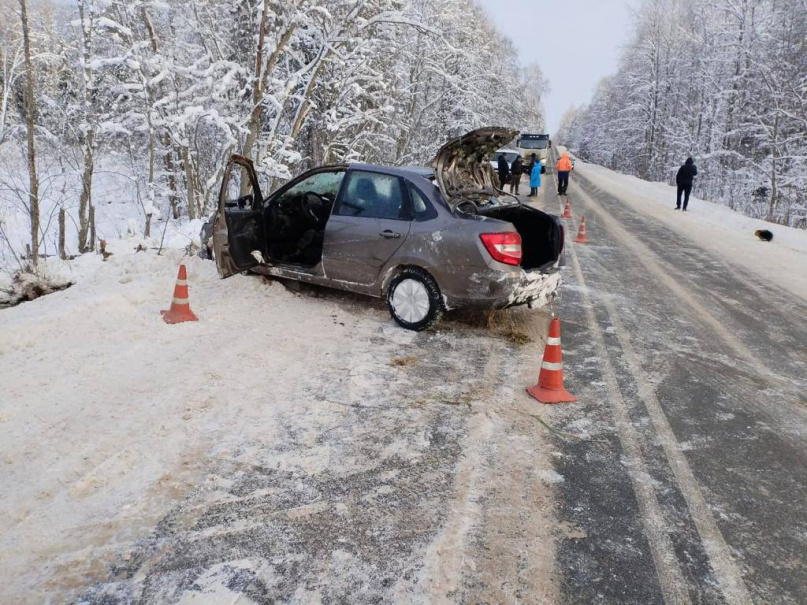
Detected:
left=431, top=127, right=519, bottom=208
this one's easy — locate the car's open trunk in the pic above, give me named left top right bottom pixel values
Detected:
left=478, top=205, right=563, bottom=271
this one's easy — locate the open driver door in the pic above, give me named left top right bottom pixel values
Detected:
left=212, top=156, right=265, bottom=278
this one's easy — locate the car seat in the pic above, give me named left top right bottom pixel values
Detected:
left=351, top=177, right=378, bottom=216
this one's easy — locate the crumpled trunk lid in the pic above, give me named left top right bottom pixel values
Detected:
left=431, top=127, right=519, bottom=208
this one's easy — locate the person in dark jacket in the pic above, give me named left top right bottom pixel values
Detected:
left=509, top=156, right=524, bottom=195
left=675, top=157, right=698, bottom=211
left=497, top=154, right=510, bottom=190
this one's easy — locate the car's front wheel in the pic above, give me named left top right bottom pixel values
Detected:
left=386, top=268, right=443, bottom=331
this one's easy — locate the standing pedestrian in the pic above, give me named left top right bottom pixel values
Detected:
left=497, top=153, right=510, bottom=190
left=556, top=152, right=573, bottom=195
left=509, top=156, right=524, bottom=195
left=529, top=157, right=542, bottom=197
left=527, top=153, right=538, bottom=196
left=675, top=157, right=698, bottom=211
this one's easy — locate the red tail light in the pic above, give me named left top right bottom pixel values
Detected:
left=480, top=232, right=522, bottom=266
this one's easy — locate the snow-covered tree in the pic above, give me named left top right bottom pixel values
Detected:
left=0, top=0, right=551, bottom=262
left=560, top=0, right=807, bottom=227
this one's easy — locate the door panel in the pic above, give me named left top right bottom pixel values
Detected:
left=324, top=216, right=410, bottom=285
left=212, top=156, right=264, bottom=278
left=323, top=171, right=412, bottom=286
left=225, top=209, right=263, bottom=265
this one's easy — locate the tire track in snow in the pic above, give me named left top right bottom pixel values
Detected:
left=551, top=166, right=691, bottom=604
left=560, top=158, right=753, bottom=604
left=420, top=344, right=503, bottom=602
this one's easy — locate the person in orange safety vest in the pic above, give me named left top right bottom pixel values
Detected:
left=556, top=152, right=573, bottom=195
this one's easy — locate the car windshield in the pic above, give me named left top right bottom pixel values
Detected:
left=281, top=170, right=345, bottom=200
left=519, top=139, right=549, bottom=150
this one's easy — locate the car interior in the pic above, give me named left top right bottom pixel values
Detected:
left=262, top=170, right=345, bottom=267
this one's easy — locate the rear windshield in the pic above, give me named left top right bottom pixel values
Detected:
left=518, top=139, right=549, bottom=150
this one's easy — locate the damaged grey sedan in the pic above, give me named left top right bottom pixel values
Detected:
left=202, top=127, right=565, bottom=331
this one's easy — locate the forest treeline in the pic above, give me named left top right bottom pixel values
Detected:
left=557, top=0, right=807, bottom=228
left=0, top=0, right=546, bottom=263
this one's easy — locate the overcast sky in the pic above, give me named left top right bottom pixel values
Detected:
left=477, top=0, right=634, bottom=134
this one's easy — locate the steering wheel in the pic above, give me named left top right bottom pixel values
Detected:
left=301, top=191, right=330, bottom=224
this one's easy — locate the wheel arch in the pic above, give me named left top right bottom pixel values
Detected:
left=380, top=263, right=441, bottom=297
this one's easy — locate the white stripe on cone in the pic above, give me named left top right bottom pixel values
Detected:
left=175, top=279, right=188, bottom=286
left=546, top=337, right=561, bottom=345
left=541, top=361, right=563, bottom=371
left=172, top=297, right=189, bottom=305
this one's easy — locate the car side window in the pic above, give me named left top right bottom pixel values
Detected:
left=408, top=184, right=438, bottom=221
left=334, top=171, right=407, bottom=220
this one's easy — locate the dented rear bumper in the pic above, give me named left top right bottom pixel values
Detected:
left=444, top=264, right=561, bottom=310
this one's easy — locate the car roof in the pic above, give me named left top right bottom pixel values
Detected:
left=347, top=163, right=434, bottom=179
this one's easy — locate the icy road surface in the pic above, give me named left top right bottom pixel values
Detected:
left=530, top=148, right=807, bottom=604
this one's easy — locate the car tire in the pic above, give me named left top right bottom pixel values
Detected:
left=541, top=166, right=546, bottom=174
left=386, top=268, right=444, bottom=331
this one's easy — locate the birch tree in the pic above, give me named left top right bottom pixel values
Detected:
left=19, top=0, right=39, bottom=264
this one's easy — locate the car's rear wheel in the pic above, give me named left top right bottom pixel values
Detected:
left=386, top=268, right=443, bottom=331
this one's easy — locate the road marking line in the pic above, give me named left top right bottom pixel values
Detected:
left=548, top=161, right=692, bottom=605
left=560, top=156, right=753, bottom=604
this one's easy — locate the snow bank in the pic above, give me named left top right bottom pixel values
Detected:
left=0, top=245, right=399, bottom=598
left=1, top=242, right=541, bottom=602
left=562, top=148, right=807, bottom=300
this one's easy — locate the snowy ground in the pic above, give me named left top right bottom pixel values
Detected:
left=0, top=237, right=565, bottom=603
left=560, top=146, right=807, bottom=300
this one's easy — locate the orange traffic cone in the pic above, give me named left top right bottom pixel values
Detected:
left=527, top=317, right=577, bottom=404
left=161, top=264, right=198, bottom=324
left=561, top=199, right=572, bottom=219
left=574, top=216, right=588, bottom=243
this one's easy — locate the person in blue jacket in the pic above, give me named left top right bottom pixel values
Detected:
left=529, top=155, right=542, bottom=197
